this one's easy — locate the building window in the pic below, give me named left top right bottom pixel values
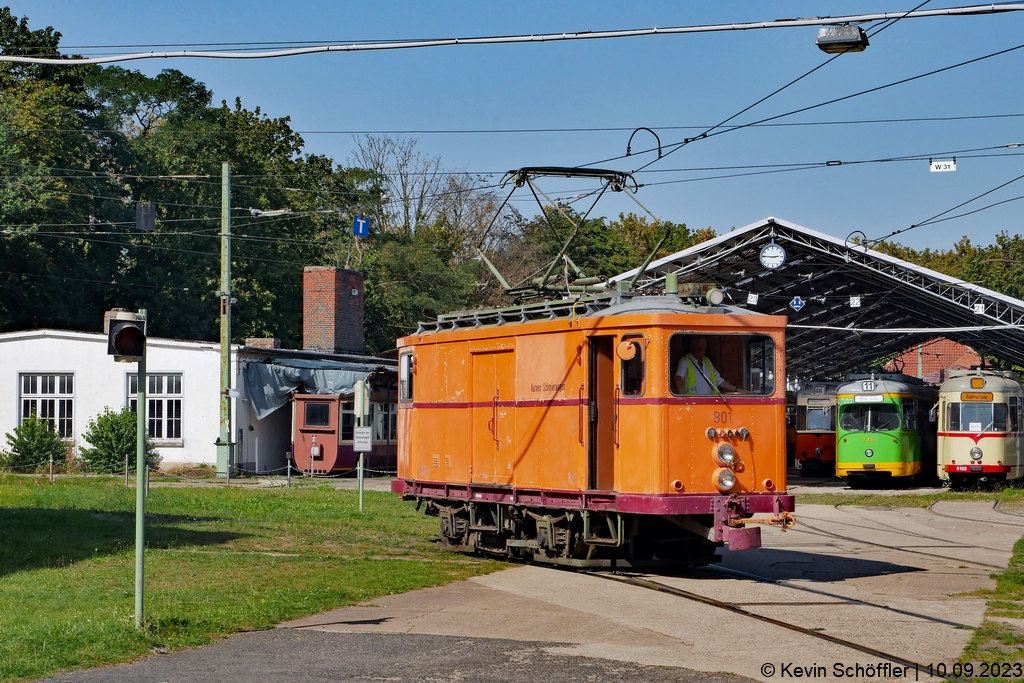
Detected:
left=390, top=402, right=398, bottom=441
left=20, top=373, right=74, bottom=438
left=341, top=401, right=355, bottom=441
left=129, top=373, right=182, bottom=440
left=374, top=402, right=399, bottom=444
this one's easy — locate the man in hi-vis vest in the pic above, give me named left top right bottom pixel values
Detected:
left=673, top=336, right=741, bottom=395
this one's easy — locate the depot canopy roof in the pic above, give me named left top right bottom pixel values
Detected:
left=614, top=217, right=1024, bottom=378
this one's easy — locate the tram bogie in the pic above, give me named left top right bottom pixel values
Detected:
left=835, top=374, right=938, bottom=485
left=393, top=293, right=796, bottom=566
left=794, top=382, right=841, bottom=476
left=938, top=370, right=1024, bottom=490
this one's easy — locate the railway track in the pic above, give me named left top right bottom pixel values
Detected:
left=590, top=570, right=966, bottom=682
left=831, top=505, right=1008, bottom=552
left=793, top=519, right=1008, bottom=570
left=927, top=500, right=1024, bottom=528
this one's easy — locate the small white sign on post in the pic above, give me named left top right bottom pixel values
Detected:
left=353, top=426, right=373, bottom=453
left=930, top=159, right=956, bottom=172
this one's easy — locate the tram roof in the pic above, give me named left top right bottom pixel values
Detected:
left=614, top=217, right=1024, bottom=378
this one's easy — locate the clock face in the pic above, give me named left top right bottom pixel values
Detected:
left=759, top=243, right=786, bottom=270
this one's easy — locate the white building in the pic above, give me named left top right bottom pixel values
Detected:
left=0, top=266, right=390, bottom=473
left=0, top=328, right=259, bottom=468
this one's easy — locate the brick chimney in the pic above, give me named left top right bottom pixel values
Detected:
left=303, top=266, right=364, bottom=354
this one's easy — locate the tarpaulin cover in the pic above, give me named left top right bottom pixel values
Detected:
left=244, top=359, right=378, bottom=420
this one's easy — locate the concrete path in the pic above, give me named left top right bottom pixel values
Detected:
left=280, top=502, right=1024, bottom=681
left=39, top=502, right=1024, bottom=682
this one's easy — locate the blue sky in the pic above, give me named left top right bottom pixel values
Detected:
left=12, top=1, right=1024, bottom=251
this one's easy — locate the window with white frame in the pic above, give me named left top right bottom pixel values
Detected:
left=373, top=402, right=399, bottom=444
left=128, top=373, right=182, bottom=440
left=20, top=373, right=74, bottom=438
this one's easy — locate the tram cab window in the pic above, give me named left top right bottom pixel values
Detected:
left=620, top=336, right=645, bottom=396
left=305, top=402, right=330, bottom=427
left=840, top=404, right=900, bottom=432
left=901, top=399, right=917, bottom=431
left=1011, top=397, right=1021, bottom=432
left=947, top=402, right=1008, bottom=432
left=667, top=333, right=775, bottom=396
left=399, top=354, right=414, bottom=403
left=803, top=406, right=834, bottom=431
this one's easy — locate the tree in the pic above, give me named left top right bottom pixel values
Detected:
left=2, top=415, right=66, bottom=471
left=79, top=407, right=157, bottom=473
left=361, top=225, right=480, bottom=353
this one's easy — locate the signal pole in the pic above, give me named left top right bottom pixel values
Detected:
left=134, top=310, right=147, bottom=629
left=105, top=307, right=148, bottom=628
left=216, top=162, right=232, bottom=477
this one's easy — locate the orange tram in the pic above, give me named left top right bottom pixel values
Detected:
left=392, top=290, right=796, bottom=568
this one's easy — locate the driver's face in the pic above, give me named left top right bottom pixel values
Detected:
left=690, top=337, right=707, bottom=360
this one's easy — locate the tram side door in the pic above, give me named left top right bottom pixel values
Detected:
left=587, top=336, right=616, bottom=490
left=471, top=350, right=515, bottom=485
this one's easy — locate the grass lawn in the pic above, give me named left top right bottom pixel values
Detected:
left=797, top=486, right=1024, bottom=509
left=963, top=534, right=1024, bottom=676
left=0, top=475, right=503, bottom=682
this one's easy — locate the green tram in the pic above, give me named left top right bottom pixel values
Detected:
left=835, top=373, right=938, bottom=485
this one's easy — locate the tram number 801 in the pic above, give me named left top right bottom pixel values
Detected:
left=713, top=411, right=732, bottom=424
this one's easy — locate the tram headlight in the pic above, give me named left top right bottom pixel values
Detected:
left=970, top=447, right=984, bottom=462
left=814, top=447, right=823, bottom=456
left=865, top=449, right=874, bottom=458
left=713, top=467, right=736, bottom=492
left=714, top=443, right=738, bottom=467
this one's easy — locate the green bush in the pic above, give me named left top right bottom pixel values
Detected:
left=79, top=407, right=157, bottom=473
left=2, top=416, right=67, bottom=471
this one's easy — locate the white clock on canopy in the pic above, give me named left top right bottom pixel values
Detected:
left=759, top=242, right=786, bottom=270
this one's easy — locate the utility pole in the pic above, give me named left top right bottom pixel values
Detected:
left=216, top=162, right=233, bottom=477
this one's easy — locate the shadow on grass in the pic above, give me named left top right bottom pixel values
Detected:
left=0, top=507, right=244, bottom=577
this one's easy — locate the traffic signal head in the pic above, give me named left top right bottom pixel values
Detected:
left=104, top=309, right=147, bottom=361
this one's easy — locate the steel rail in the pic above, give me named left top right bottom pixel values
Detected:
left=591, top=572, right=967, bottom=682
left=795, top=519, right=1007, bottom=569
left=704, top=564, right=975, bottom=629
left=927, top=499, right=1024, bottom=528
left=829, top=504, right=1007, bottom=551
left=2, top=4, right=1023, bottom=64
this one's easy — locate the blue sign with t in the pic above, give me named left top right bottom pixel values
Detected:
left=353, top=215, right=370, bottom=237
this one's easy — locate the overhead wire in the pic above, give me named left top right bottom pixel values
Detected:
left=5, top=112, right=1024, bottom=136
left=3, top=4, right=1020, bottom=65
left=0, top=268, right=190, bottom=291
left=600, top=40, right=1024, bottom=172
left=870, top=169, right=1024, bottom=243
left=583, top=0, right=933, bottom=171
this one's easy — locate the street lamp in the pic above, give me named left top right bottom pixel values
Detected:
left=816, top=24, right=869, bottom=53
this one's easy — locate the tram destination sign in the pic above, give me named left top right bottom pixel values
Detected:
left=854, top=394, right=885, bottom=403
left=961, top=392, right=994, bottom=401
